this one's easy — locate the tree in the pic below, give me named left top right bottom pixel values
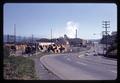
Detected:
left=106, top=33, right=117, bottom=58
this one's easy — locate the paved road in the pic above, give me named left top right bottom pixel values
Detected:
left=40, top=45, right=117, bottom=80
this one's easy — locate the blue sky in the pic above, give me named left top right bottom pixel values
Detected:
left=4, top=3, right=117, bottom=39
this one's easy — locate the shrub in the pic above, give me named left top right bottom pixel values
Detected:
left=4, top=46, right=10, bottom=58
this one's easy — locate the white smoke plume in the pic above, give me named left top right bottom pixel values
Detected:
left=66, top=21, right=79, bottom=38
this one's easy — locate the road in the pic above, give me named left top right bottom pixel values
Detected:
left=40, top=44, right=117, bottom=80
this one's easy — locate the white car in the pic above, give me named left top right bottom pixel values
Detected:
left=78, top=54, right=84, bottom=57
left=85, top=52, right=89, bottom=56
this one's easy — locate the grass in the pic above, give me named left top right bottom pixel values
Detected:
left=4, top=56, right=38, bottom=80
left=3, top=46, right=38, bottom=80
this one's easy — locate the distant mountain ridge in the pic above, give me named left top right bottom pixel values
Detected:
left=3, top=35, right=39, bottom=43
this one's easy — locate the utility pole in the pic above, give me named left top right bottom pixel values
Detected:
left=14, top=24, right=16, bottom=44
left=31, top=34, right=35, bottom=56
left=14, top=24, right=16, bottom=55
left=51, top=28, right=52, bottom=45
left=102, top=21, right=110, bottom=56
left=35, top=42, right=37, bottom=56
left=102, top=31, right=105, bottom=55
left=35, top=36, right=37, bottom=56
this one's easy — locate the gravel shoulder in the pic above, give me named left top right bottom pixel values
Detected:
left=31, top=55, right=61, bottom=80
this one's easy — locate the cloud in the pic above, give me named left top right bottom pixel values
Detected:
left=65, top=21, right=79, bottom=38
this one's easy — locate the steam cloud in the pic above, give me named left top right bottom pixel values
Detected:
left=66, top=21, right=79, bottom=38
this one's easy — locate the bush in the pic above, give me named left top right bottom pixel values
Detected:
left=4, top=46, right=10, bottom=58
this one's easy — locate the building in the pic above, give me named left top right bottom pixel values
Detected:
left=38, top=42, right=55, bottom=46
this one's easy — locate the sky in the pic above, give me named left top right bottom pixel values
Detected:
left=4, top=3, right=117, bottom=39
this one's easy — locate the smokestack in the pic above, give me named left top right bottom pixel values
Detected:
left=51, top=28, right=52, bottom=44
left=75, top=29, right=77, bottom=38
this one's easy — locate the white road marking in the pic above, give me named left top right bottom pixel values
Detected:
left=76, top=61, right=87, bottom=66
